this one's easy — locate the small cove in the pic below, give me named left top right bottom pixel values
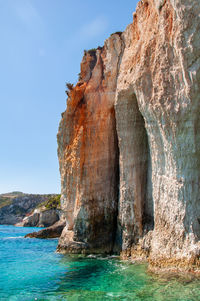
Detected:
left=0, top=225, right=199, bottom=301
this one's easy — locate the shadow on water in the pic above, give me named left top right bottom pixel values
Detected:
left=51, top=255, right=200, bottom=301
left=1, top=226, right=200, bottom=301
left=56, top=256, right=117, bottom=291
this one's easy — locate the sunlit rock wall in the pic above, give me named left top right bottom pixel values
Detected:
left=58, top=0, right=200, bottom=273
left=57, top=35, right=124, bottom=253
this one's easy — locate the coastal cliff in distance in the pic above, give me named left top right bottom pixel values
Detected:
left=0, top=192, right=60, bottom=227
left=57, top=0, right=200, bottom=274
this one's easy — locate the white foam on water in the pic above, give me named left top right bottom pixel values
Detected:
left=1, top=236, right=24, bottom=239
left=87, top=254, right=97, bottom=258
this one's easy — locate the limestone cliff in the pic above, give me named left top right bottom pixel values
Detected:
left=57, top=0, right=200, bottom=274
left=17, top=195, right=61, bottom=227
left=0, top=192, right=56, bottom=225
left=57, top=38, right=123, bottom=253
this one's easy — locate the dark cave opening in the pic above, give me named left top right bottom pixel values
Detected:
left=115, top=91, right=154, bottom=250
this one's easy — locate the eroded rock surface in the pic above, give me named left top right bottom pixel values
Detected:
left=0, top=193, right=53, bottom=225
left=25, top=220, right=66, bottom=239
left=57, top=0, right=200, bottom=273
left=57, top=35, right=124, bottom=254
left=17, top=208, right=60, bottom=228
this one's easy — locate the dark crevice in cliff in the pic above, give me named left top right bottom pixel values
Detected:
left=131, top=97, right=154, bottom=236
left=142, top=137, right=154, bottom=233
left=126, top=93, right=154, bottom=239
left=79, top=49, right=98, bottom=82
left=111, top=107, right=121, bottom=254
left=88, top=52, right=97, bottom=72
left=115, top=35, right=125, bottom=88
left=84, top=49, right=97, bottom=70
left=131, top=94, right=154, bottom=237
left=115, top=91, right=154, bottom=250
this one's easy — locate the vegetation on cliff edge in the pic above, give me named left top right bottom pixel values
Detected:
left=37, top=194, right=61, bottom=210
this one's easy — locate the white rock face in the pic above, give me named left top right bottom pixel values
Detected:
left=154, top=0, right=165, bottom=11
left=58, top=0, right=200, bottom=272
left=116, top=0, right=200, bottom=270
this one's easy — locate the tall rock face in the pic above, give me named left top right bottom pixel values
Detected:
left=58, top=0, right=200, bottom=273
left=57, top=36, right=124, bottom=253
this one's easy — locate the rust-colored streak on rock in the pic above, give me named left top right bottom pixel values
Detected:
left=58, top=0, right=200, bottom=274
left=57, top=35, right=124, bottom=254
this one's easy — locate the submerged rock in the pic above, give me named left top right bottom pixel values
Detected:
left=57, top=0, right=200, bottom=274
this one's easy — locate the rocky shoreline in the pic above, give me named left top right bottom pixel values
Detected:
left=0, top=192, right=64, bottom=239
left=0, top=192, right=58, bottom=225
left=25, top=220, right=66, bottom=239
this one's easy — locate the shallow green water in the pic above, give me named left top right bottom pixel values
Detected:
left=0, top=225, right=199, bottom=300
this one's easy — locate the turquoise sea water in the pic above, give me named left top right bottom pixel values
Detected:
left=0, top=225, right=200, bottom=301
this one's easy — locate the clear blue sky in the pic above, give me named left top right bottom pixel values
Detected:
left=0, top=0, right=138, bottom=194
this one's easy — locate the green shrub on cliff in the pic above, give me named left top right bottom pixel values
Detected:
left=0, top=192, right=24, bottom=209
left=37, top=195, right=61, bottom=210
left=0, top=197, right=12, bottom=209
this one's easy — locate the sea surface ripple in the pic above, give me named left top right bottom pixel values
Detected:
left=0, top=225, right=200, bottom=301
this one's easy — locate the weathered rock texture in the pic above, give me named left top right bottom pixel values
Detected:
left=25, top=220, right=66, bottom=239
left=57, top=39, right=123, bottom=254
left=57, top=0, right=200, bottom=273
left=16, top=208, right=60, bottom=227
left=0, top=193, right=55, bottom=225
